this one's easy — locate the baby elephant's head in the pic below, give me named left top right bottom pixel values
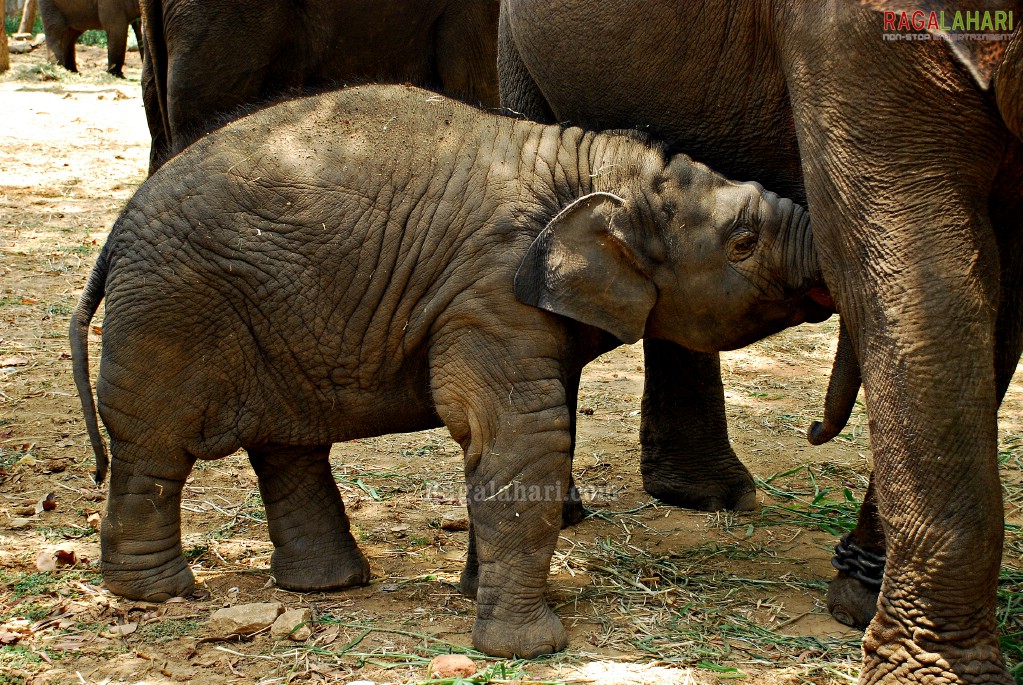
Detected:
left=515, top=153, right=832, bottom=351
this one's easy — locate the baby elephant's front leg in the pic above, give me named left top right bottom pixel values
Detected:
left=248, top=445, right=370, bottom=591
left=437, top=365, right=572, bottom=657
left=469, top=444, right=570, bottom=658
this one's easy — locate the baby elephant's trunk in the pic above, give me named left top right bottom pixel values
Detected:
left=782, top=200, right=823, bottom=295
left=771, top=198, right=833, bottom=318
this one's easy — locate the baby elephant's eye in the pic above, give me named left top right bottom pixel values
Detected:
left=727, top=228, right=758, bottom=262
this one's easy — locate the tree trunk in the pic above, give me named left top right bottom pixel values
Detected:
left=18, top=0, right=35, bottom=35
left=1, top=2, right=10, bottom=74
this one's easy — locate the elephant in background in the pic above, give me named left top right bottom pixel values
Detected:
left=39, top=0, right=141, bottom=77
left=500, top=0, right=1023, bottom=682
left=139, top=0, right=500, bottom=173
left=18, top=0, right=38, bottom=36
left=71, top=84, right=832, bottom=658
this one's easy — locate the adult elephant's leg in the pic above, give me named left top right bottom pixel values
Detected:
left=502, top=8, right=754, bottom=512
left=825, top=149, right=1023, bottom=632
left=102, top=438, right=195, bottom=601
left=130, top=20, right=143, bottom=57
left=640, top=340, right=756, bottom=511
left=827, top=475, right=884, bottom=629
left=459, top=509, right=480, bottom=597
left=497, top=4, right=556, bottom=123
left=562, top=369, right=586, bottom=527
left=435, top=0, right=500, bottom=108
left=103, top=23, right=129, bottom=77
left=784, top=9, right=1010, bottom=682
left=140, top=49, right=170, bottom=174
left=38, top=4, right=79, bottom=73
left=992, top=144, right=1023, bottom=400
left=248, top=444, right=370, bottom=592
left=58, top=30, right=82, bottom=73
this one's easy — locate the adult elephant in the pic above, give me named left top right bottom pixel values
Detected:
left=501, top=1, right=1022, bottom=683
left=140, top=0, right=501, bottom=173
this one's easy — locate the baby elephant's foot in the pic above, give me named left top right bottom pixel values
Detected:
left=472, top=605, right=567, bottom=658
left=103, top=555, right=195, bottom=601
left=272, top=542, right=370, bottom=592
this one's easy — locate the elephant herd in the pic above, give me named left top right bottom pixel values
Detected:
left=61, top=1, right=1022, bottom=683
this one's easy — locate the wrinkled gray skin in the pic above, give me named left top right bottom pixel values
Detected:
left=71, top=85, right=829, bottom=659
left=39, top=0, right=141, bottom=77
left=501, top=0, right=1023, bottom=681
left=141, top=0, right=499, bottom=174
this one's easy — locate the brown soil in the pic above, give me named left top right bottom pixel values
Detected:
left=1, top=43, right=1021, bottom=685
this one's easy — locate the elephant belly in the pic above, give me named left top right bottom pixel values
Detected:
left=219, top=361, right=444, bottom=456
left=57, top=4, right=104, bottom=30
left=507, top=0, right=805, bottom=199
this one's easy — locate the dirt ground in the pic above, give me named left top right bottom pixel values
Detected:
left=1, top=44, right=1021, bottom=685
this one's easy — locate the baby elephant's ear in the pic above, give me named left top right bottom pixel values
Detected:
left=515, top=192, right=656, bottom=344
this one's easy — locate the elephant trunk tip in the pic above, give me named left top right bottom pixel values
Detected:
left=807, top=321, right=861, bottom=447
left=807, top=420, right=841, bottom=445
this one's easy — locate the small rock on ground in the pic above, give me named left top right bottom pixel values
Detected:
left=428, top=654, right=477, bottom=679
left=208, top=602, right=283, bottom=636
left=271, top=607, right=313, bottom=641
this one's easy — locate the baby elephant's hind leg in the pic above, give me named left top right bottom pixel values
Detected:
left=248, top=445, right=370, bottom=591
left=102, top=440, right=195, bottom=601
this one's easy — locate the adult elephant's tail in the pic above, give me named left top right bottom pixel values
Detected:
left=140, top=0, right=171, bottom=173
left=70, top=246, right=110, bottom=484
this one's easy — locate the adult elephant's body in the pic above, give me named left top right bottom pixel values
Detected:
left=501, top=1, right=1023, bottom=683
left=140, top=0, right=499, bottom=172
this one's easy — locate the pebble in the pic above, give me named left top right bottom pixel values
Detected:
left=270, top=607, right=313, bottom=641
left=428, top=654, right=477, bottom=679
left=208, top=602, right=283, bottom=636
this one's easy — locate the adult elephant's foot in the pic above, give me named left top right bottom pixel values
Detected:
left=640, top=446, right=757, bottom=511
left=249, top=444, right=370, bottom=591
left=472, top=603, right=567, bottom=658
left=271, top=541, right=370, bottom=592
left=861, top=610, right=1013, bottom=684
left=561, top=479, right=587, bottom=527
left=827, top=532, right=883, bottom=629
left=102, top=553, right=195, bottom=601
left=639, top=340, right=756, bottom=512
left=827, top=573, right=878, bottom=629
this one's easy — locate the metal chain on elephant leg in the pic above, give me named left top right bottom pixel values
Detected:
left=831, top=533, right=885, bottom=591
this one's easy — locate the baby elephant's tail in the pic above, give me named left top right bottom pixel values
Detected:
left=70, top=246, right=110, bottom=484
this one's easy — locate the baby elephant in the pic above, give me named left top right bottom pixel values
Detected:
left=71, top=84, right=831, bottom=658
left=40, top=0, right=141, bottom=77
